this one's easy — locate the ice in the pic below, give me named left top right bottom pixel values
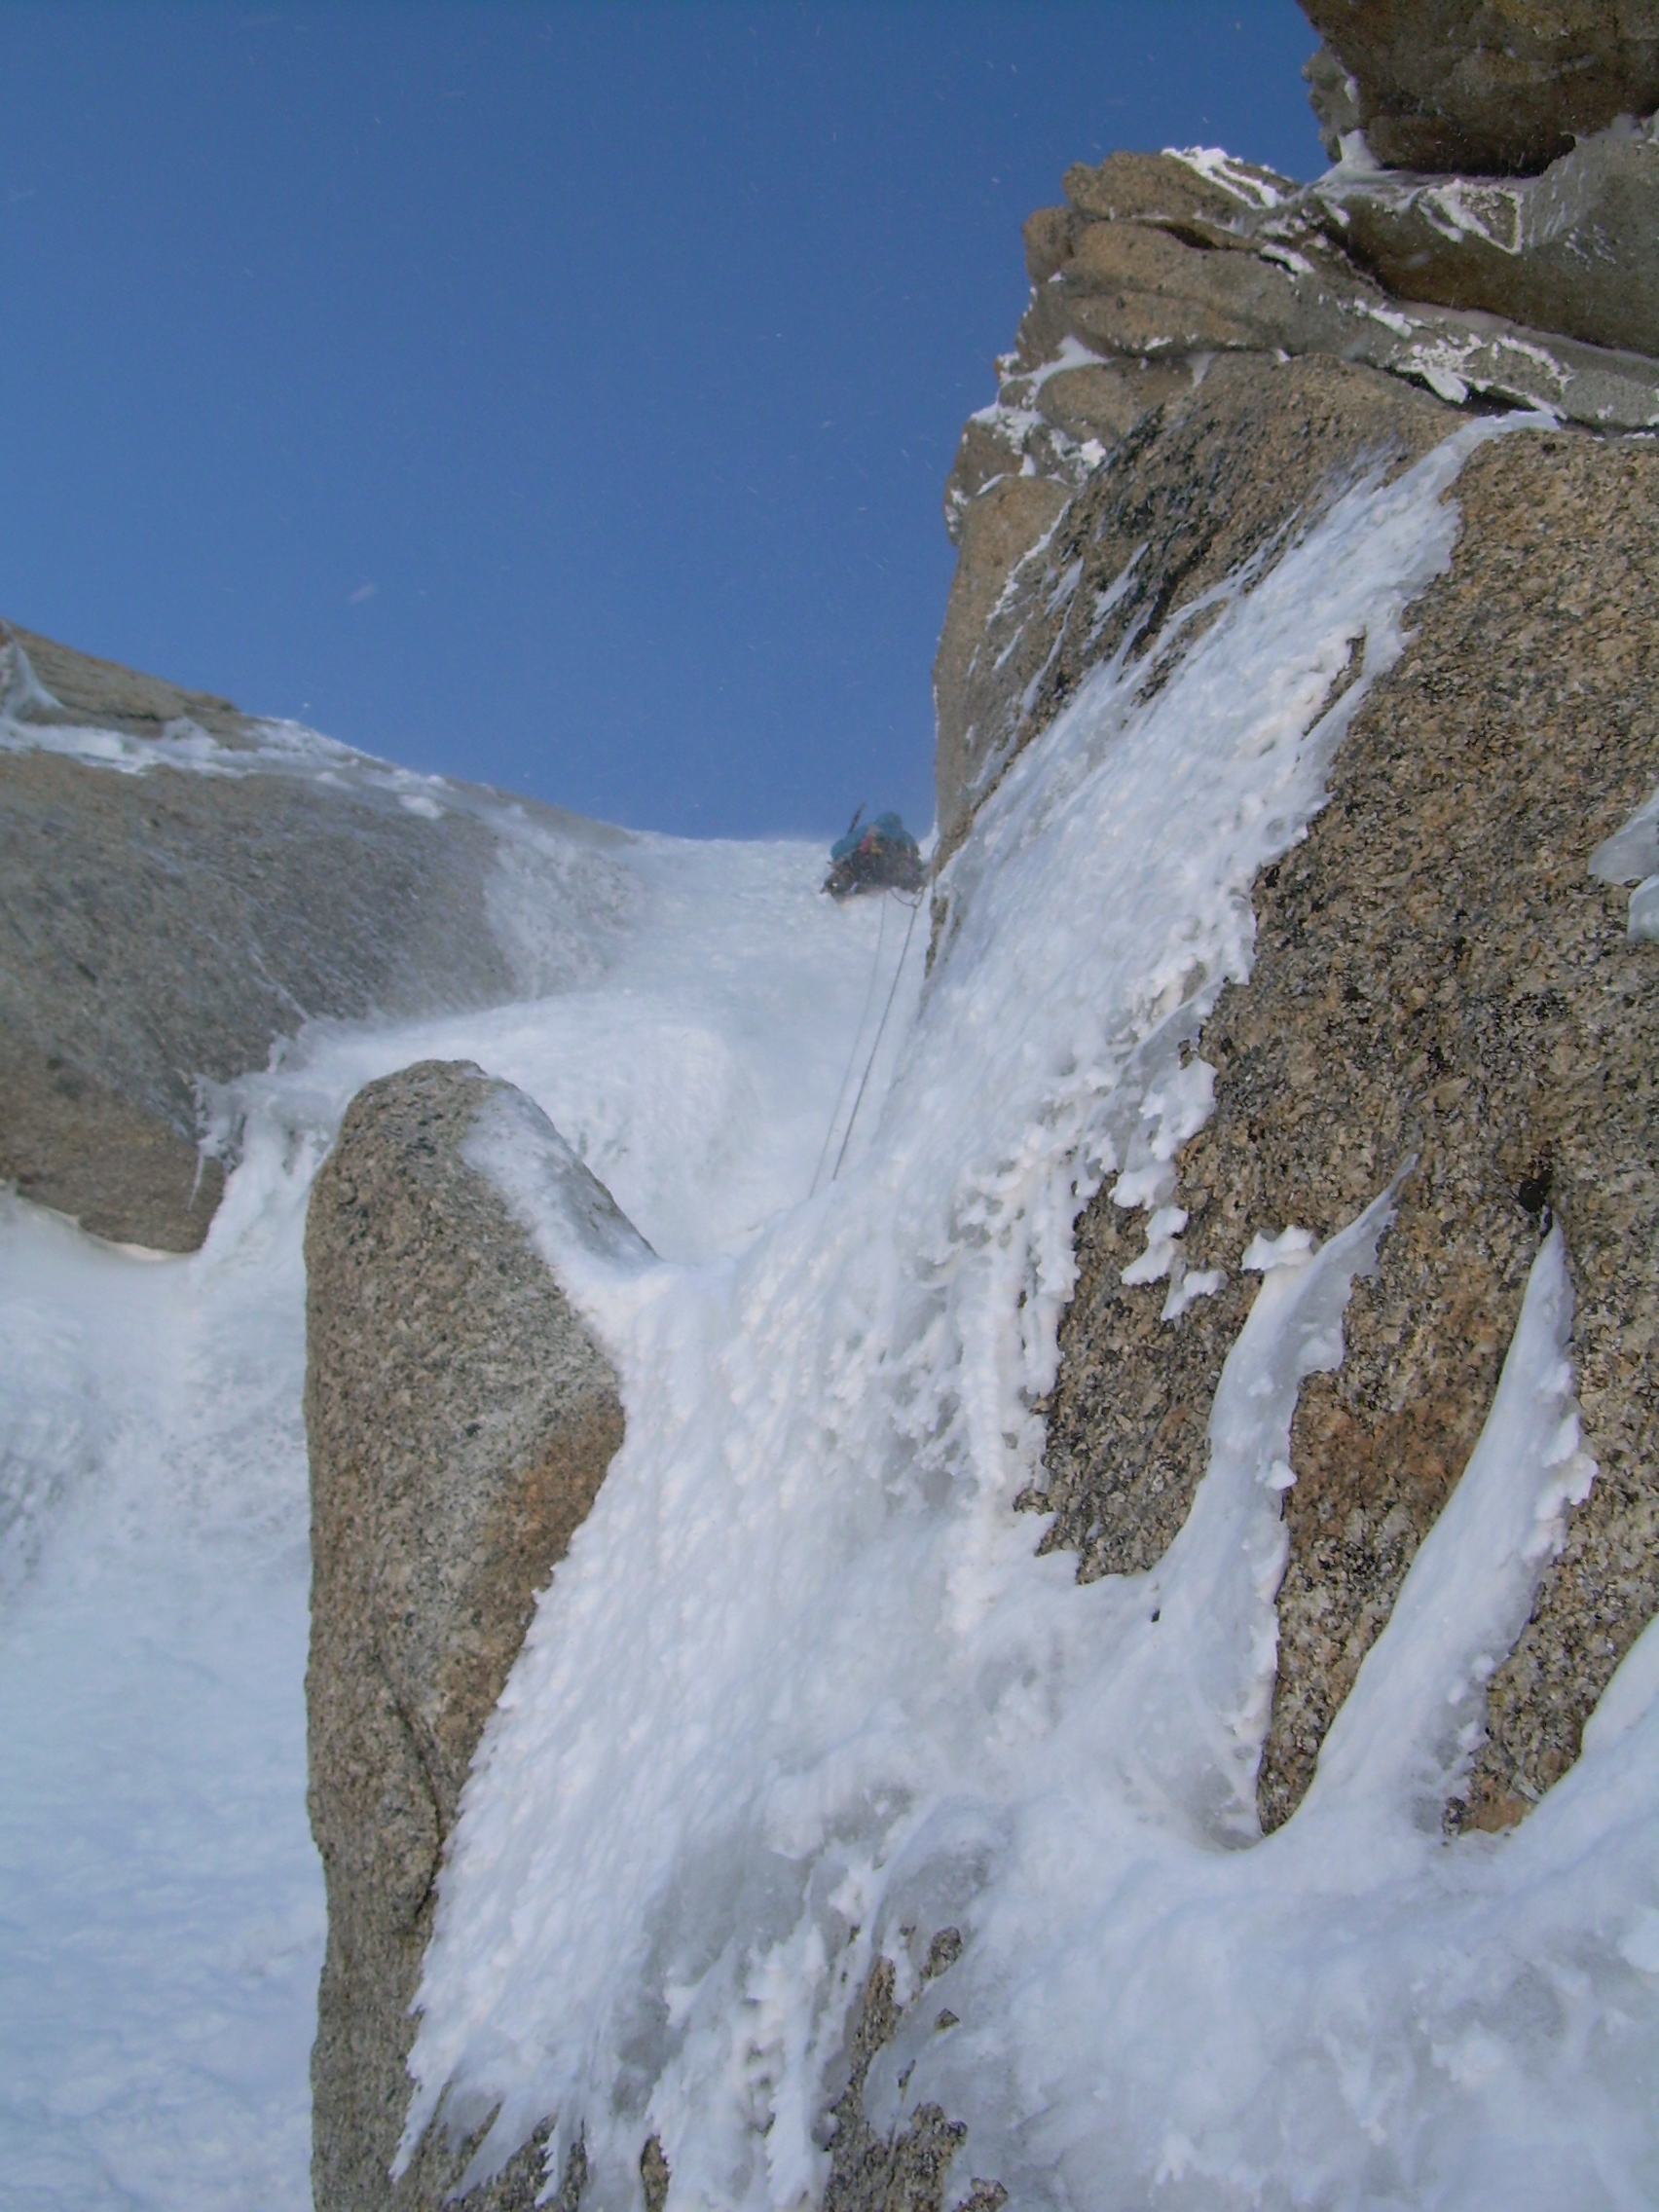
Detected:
left=1590, top=780, right=1659, bottom=944
left=1308, top=1225, right=1595, bottom=1827
left=1165, top=145, right=1286, bottom=210
left=387, top=412, right=1654, bottom=2212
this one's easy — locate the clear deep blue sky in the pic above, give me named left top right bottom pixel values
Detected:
left=0, top=2, right=1323, bottom=838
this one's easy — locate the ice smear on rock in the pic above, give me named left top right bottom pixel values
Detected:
left=1590, top=778, right=1659, bottom=945
left=396, top=414, right=1653, bottom=2211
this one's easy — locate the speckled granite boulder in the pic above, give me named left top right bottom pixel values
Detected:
left=1299, top=0, right=1659, bottom=173
left=305, top=1059, right=643, bottom=2210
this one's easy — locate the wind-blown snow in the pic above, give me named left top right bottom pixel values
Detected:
left=0, top=837, right=917, bottom=2208
left=380, top=414, right=1658, bottom=2211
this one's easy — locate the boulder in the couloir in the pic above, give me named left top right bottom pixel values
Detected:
left=1299, top=0, right=1659, bottom=174
left=305, top=1058, right=646, bottom=2211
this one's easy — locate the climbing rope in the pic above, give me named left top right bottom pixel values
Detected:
left=810, top=892, right=889, bottom=1198
left=827, top=889, right=922, bottom=1187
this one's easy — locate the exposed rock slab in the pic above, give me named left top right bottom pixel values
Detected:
left=2, top=615, right=255, bottom=743
left=1317, top=119, right=1659, bottom=360
left=0, top=617, right=633, bottom=1250
left=306, top=1059, right=642, bottom=2209
left=1018, top=152, right=1659, bottom=429
left=1038, top=427, right=1659, bottom=1833
left=1299, top=0, right=1659, bottom=173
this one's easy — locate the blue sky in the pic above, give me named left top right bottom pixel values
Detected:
left=0, top=2, right=1322, bottom=838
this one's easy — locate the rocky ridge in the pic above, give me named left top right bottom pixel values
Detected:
left=830, top=8, right=1659, bottom=2204
left=0, top=618, right=635, bottom=1250
left=1300, top=0, right=1659, bottom=173
left=932, top=5, right=1659, bottom=1850
left=934, top=113, right=1659, bottom=854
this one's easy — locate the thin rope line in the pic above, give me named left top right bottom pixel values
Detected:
left=810, top=891, right=889, bottom=1198
left=830, top=891, right=920, bottom=1185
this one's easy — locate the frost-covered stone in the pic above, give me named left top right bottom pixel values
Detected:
left=1043, top=427, right=1659, bottom=1833
left=305, top=1060, right=636, bottom=2210
left=934, top=351, right=1452, bottom=854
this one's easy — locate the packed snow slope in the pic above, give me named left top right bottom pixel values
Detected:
left=0, top=834, right=922, bottom=2211
left=395, top=417, right=1659, bottom=2212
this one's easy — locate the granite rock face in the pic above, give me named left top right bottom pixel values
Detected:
left=931, top=66, right=1659, bottom=1903
left=933, top=143, right=1659, bottom=857
left=1317, top=118, right=1659, bottom=360
left=935, top=341, right=1456, bottom=862
left=1038, top=426, right=1659, bottom=1834
left=821, top=1944, right=1006, bottom=2212
left=0, top=618, right=634, bottom=1250
left=305, top=1059, right=641, bottom=2210
left=1300, top=0, right=1659, bottom=173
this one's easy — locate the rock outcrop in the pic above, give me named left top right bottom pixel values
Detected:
left=0, top=618, right=634, bottom=1250
left=1037, top=426, right=1659, bottom=1832
left=935, top=342, right=1454, bottom=870
left=833, top=14, right=1659, bottom=2203
left=929, top=0, right=1659, bottom=1960
left=305, top=1060, right=643, bottom=2210
left=1301, top=1, right=1659, bottom=173
left=932, top=137, right=1659, bottom=860
left=1315, top=119, right=1659, bottom=360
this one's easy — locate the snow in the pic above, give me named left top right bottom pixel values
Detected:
left=0, top=1159, right=321, bottom=2207
left=0, top=836, right=917, bottom=2207
left=8, top=405, right=1657, bottom=2212
left=1591, top=779, right=1659, bottom=944
left=1165, top=145, right=1286, bottom=211
left=375, top=411, right=1657, bottom=2212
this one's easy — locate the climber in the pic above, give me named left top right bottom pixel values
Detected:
left=823, top=807, right=925, bottom=900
